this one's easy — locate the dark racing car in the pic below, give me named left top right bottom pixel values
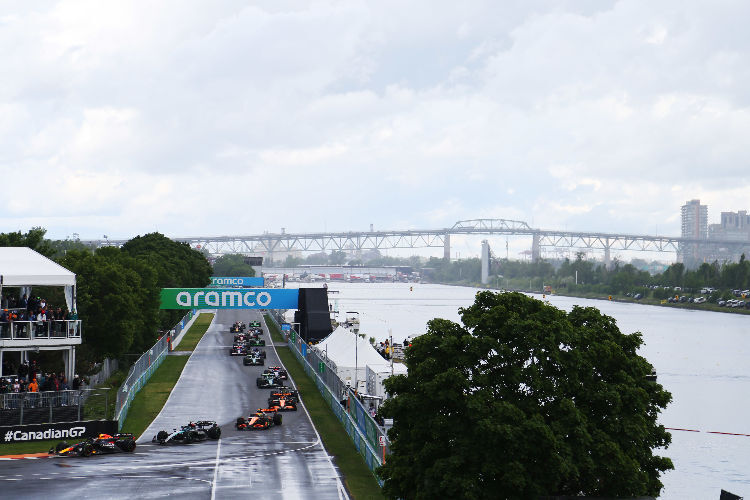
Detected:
left=230, top=344, right=246, bottom=356
left=230, top=322, right=246, bottom=333
left=249, top=321, right=261, bottom=329
left=247, top=347, right=266, bottom=359
left=236, top=408, right=282, bottom=430
left=50, top=433, right=136, bottom=457
left=243, top=353, right=264, bottom=366
left=264, top=366, right=288, bottom=380
left=256, top=372, right=285, bottom=389
left=246, top=337, right=265, bottom=347
left=152, top=421, right=221, bottom=445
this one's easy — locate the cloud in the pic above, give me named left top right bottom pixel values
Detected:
left=0, top=0, right=748, bottom=258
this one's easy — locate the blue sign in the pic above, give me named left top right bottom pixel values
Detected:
left=281, top=324, right=292, bottom=331
left=210, top=276, right=264, bottom=287
left=301, top=342, right=307, bottom=357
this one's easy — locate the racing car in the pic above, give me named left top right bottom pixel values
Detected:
left=268, top=389, right=298, bottom=411
left=230, top=322, right=246, bottom=333
left=230, top=344, right=246, bottom=356
left=249, top=321, right=261, bottom=328
left=236, top=408, right=282, bottom=430
left=50, top=433, right=136, bottom=457
left=256, top=371, right=285, bottom=389
left=243, top=353, right=264, bottom=366
left=264, top=366, right=288, bottom=380
left=152, top=421, right=221, bottom=445
left=246, top=337, right=265, bottom=347
left=249, top=327, right=263, bottom=336
left=247, top=347, right=266, bottom=359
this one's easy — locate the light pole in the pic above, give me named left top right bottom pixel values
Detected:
left=347, top=312, right=360, bottom=393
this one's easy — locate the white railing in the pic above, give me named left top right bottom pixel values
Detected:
left=0, top=320, right=81, bottom=341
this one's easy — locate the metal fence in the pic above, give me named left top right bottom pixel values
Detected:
left=266, top=311, right=390, bottom=479
left=114, top=310, right=196, bottom=430
left=0, top=388, right=113, bottom=426
left=0, top=320, right=82, bottom=340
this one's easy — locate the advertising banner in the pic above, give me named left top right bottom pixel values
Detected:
left=160, top=288, right=299, bottom=309
left=209, top=276, right=264, bottom=287
left=0, top=420, right=118, bottom=444
left=281, top=323, right=292, bottom=331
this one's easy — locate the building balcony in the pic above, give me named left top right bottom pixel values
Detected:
left=0, top=320, right=82, bottom=348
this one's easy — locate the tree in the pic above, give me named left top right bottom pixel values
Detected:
left=121, top=233, right=211, bottom=330
left=0, top=227, right=55, bottom=257
left=378, top=291, right=672, bottom=499
left=212, top=254, right=258, bottom=277
left=59, top=249, right=146, bottom=358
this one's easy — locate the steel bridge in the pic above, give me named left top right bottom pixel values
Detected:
left=89, top=219, right=750, bottom=264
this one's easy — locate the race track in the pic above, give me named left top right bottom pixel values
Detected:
left=0, top=310, right=348, bottom=499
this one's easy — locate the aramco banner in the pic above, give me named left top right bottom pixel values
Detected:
left=209, top=276, right=264, bottom=287
left=160, top=288, right=299, bottom=309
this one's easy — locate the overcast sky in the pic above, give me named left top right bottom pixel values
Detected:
left=1, top=1, right=748, bottom=258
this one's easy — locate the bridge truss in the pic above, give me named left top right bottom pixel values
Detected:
left=91, top=219, right=750, bottom=262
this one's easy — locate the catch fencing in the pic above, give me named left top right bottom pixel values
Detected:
left=266, top=311, right=390, bottom=479
left=0, top=388, right=114, bottom=426
left=114, top=310, right=196, bottom=430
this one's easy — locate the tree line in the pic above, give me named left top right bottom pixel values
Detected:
left=0, top=229, right=212, bottom=365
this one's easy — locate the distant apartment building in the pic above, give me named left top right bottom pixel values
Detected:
left=679, top=200, right=750, bottom=267
left=679, top=199, right=708, bottom=267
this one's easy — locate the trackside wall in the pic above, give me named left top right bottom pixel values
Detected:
left=266, top=312, right=388, bottom=481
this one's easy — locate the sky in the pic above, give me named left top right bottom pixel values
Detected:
left=1, top=1, right=748, bottom=260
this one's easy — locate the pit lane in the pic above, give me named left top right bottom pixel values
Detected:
left=0, top=310, right=348, bottom=499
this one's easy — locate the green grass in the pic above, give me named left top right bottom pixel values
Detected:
left=265, top=315, right=386, bottom=500
left=176, top=313, right=215, bottom=350
left=264, top=314, right=285, bottom=343
left=0, top=439, right=61, bottom=455
left=120, top=355, right=190, bottom=439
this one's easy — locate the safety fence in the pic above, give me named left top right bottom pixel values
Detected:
left=114, top=310, right=195, bottom=430
left=0, top=388, right=113, bottom=426
left=266, top=311, right=390, bottom=479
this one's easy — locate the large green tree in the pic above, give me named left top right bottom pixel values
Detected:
left=0, top=227, right=55, bottom=257
left=378, top=291, right=672, bottom=499
left=121, top=233, right=211, bottom=329
left=212, top=254, right=257, bottom=277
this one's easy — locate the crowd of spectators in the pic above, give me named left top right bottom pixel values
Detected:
left=0, top=359, right=87, bottom=408
left=0, top=293, right=78, bottom=337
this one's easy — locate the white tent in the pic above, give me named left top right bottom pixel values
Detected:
left=0, top=247, right=76, bottom=311
left=314, top=326, right=407, bottom=392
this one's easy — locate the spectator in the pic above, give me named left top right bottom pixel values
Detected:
left=72, top=374, right=81, bottom=390
left=28, top=378, right=38, bottom=392
left=19, top=294, right=27, bottom=309
left=17, top=362, right=28, bottom=382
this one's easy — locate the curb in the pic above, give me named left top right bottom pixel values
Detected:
left=0, top=453, right=54, bottom=460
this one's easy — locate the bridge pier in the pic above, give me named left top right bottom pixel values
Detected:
left=531, top=232, right=540, bottom=262
left=481, top=240, right=490, bottom=284
left=604, top=239, right=611, bottom=269
left=444, top=234, right=450, bottom=260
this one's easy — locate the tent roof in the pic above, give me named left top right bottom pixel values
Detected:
left=315, top=326, right=406, bottom=373
left=0, top=247, right=76, bottom=286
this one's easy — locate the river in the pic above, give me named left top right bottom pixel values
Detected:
left=314, top=282, right=750, bottom=499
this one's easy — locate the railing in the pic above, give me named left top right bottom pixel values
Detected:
left=0, top=388, right=112, bottom=426
left=266, top=311, right=389, bottom=480
left=0, top=320, right=82, bottom=341
left=114, top=310, right=195, bottom=430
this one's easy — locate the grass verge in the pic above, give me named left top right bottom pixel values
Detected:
left=264, top=314, right=285, bottom=343
left=0, top=439, right=60, bottom=455
left=120, top=355, right=189, bottom=439
left=265, top=315, right=386, bottom=500
left=176, top=312, right=215, bottom=350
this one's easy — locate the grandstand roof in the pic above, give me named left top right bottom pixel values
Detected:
left=0, top=247, right=76, bottom=286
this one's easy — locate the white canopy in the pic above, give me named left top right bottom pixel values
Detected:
left=0, top=247, right=76, bottom=286
left=315, top=326, right=407, bottom=374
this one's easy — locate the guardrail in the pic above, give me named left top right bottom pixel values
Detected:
left=114, top=310, right=195, bottom=430
left=266, top=311, right=389, bottom=479
left=0, top=320, right=82, bottom=341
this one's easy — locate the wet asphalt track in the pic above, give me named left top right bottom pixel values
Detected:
left=0, top=310, right=348, bottom=499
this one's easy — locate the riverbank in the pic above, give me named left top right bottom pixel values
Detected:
left=433, top=281, right=750, bottom=315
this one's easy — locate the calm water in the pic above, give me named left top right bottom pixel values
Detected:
left=318, top=282, right=750, bottom=499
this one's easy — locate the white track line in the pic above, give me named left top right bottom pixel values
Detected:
left=264, top=314, right=350, bottom=500
left=210, top=437, right=222, bottom=500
